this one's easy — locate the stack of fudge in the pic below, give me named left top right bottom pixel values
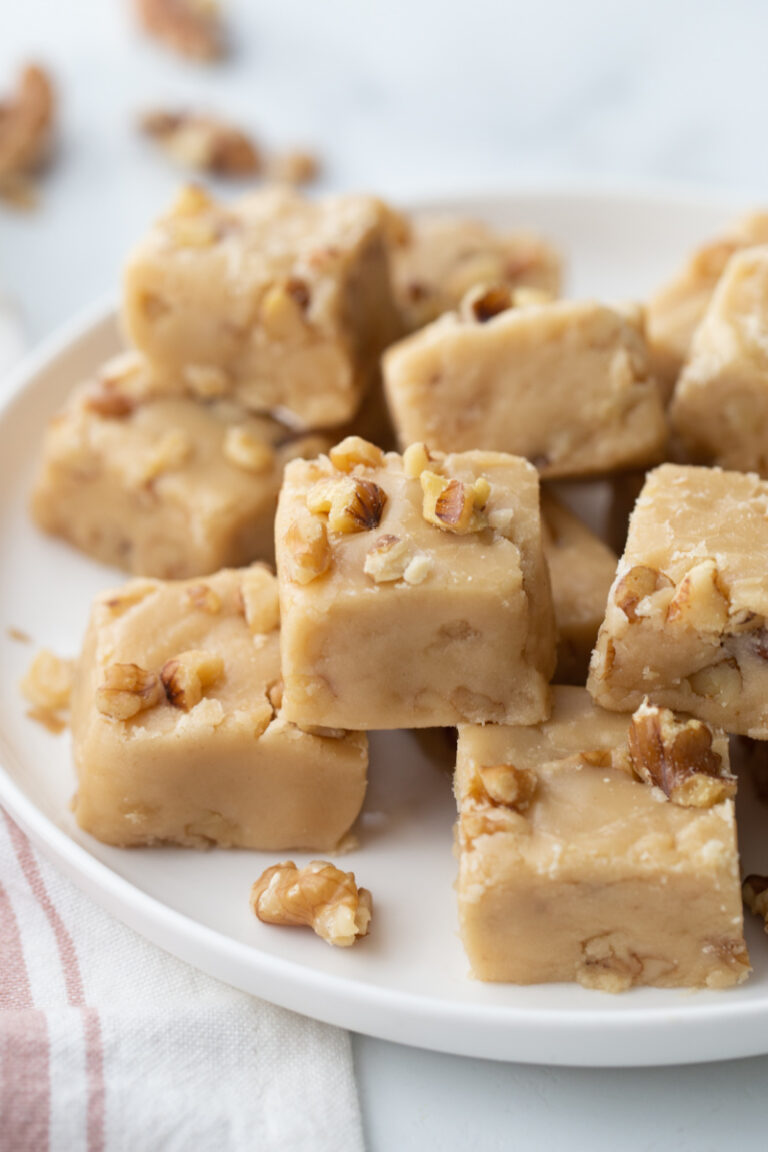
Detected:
left=33, top=185, right=768, bottom=990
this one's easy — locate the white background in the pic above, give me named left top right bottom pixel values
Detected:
left=3, top=1, right=768, bottom=1147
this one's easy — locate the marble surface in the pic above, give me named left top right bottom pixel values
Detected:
left=3, top=1, right=768, bottom=1147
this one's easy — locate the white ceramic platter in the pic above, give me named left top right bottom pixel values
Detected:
left=2, top=189, right=768, bottom=1068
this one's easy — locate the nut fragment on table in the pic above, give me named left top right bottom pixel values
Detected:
left=627, top=700, right=735, bottom=808
left=0, top=64, right=55, bottom=205
left=133, top=0, right=225, bottom=60
left=140, top=110, right=261, bottom=177
left=20, top=648, right=73, bottom=711
left=250, top=860, right=372, bottom=947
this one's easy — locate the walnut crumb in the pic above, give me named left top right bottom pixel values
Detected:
left=308, top=475, right=387, bottom=533
left=134, top=0, right=225, bottom=61
left=140, top=109, right=261, bottom=177
left=240, top=568, right=280, bottom=634
left=96, top=663, right=164, bottom=721
left=627, top=700, right=735, bottom=807
left=251, top=860, right=372, bottom=947
left=402, top=442, right=431, bottom=479
left=470, top=763, right=537, bottom=812
left=614, top=564, right=673, bottom=622
left=284, top=516, right=332, bottom=584
left=161, top=649, right=223, bottom=711
left=460, top=282, right=514, bottom=323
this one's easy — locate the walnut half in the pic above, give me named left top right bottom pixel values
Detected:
left=251, top=860, right=372, bottom=947
left=627, top=700, right=735, bottom=807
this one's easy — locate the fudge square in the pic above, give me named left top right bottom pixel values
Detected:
left=670, top=246, right=768, bottom=475
left=646, top=211, right=768, bottom=395
left=383, top=292, right=667, bottom=479
left=122, top=184, right=402, bottom=429
left=275, top=438, right=556, bottom=730
left=71, top=565, right=367, bottom=849
left=391, top=213, right=561, bottom=331
left=588, top=463, right=768, bottom=737
left=455, top=687, right=748, bottom=989
left=540, top=492, right=617, bottom=685
left=32, top=353, right=326, bottom=578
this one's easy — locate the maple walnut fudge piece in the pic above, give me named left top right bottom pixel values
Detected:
left=31, top=354, right=327, bottom=578
left=71, top=566, right=367, bottom=849
left=123, top=185, right=402, bottom=429
left=647, top=212, right=768, bottom=396
left=383, top=294, right=666, bottom=478
left=588, top=463, right=768, bottom=737
left=456, top=688, right=748, bottom=989
left=392, top=214, right=561, bottom=331
left=275, top=440, right=556, bottom=730
left=541, top=492, right=617, bottom=684
left=670, top=246, right=768, bottom=475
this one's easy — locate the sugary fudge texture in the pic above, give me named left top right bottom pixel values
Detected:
left=588, top=463, right=768, bottom=737
left=122, top=185, right=402, bottom=428
left=456, top=687, right=748, bottom=989
left=541, top=492, right=617, bottom=684
left=670, top=246, right=768, bottom=475
left=392, top=213, right=561, bottom=331
left=383, top=295, right=667, bottom=478
left=275, top=440, right=556, bottom=729
left=71, top=566, right=367, bottom=849
left=646, top=211, right=768, bottom=395
left=32, top=354, right=326, bottom=578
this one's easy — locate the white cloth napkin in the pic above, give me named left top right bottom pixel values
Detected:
left=0, top=305, right=365, bottom=1152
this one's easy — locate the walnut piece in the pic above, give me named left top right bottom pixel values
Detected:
left=329, top=436, right=384, bottom=473
left=473, top=763, right=537, bottom=812
left=0, top=64, right=55, bottom=194
left=134, top=0, right=224, bottom=61
left=460, top=283, right=514, bottom=323
left=627, top=700, right=735, bottom=807
left=307, top=475, right=387, bottom=533
left=267, top=148, right=321, bottom=186
left=421, top=471, right=488, bottom=534
left=743, top=875, right=768, bottom=931
left=140, top=110, right=261, bottom=177
left=402, top=442, right=432, bottom=479
left=20, top=649, right=73, bottom=711
left=688, top=658, right=742, bottom=700
left=96, top=663, right=164, bottom=721
left=614, top=564, right=673, bottom=622
left=284, top=516, right=332, bottom=584
left=161, top=649, right=223, bottom=711
left=183, top=362, right=230, bottom=399
left=666, top=559, right=729, bottom=632
left=364, top=534, right=409, bottom=582
left=223, top=426, right=275, bottom=474
left=260, top=279, right=311, bottom=339
left=251, top=860, right=372, bottom=947
left=240, top=568, right=280, bottom=635
left=184, top=583, right=221, bottom=614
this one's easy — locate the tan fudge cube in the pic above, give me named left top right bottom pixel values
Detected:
left=589, top=463, right=768, bottom=737
left=541, top=492, right=617, bottom=684
left=122, top=185, right=402, bottom=428
left=383, top=296, right=666, bottom=479
left=670, top=246, right=768, bottom=475
left=275, top=442, right=556, bottom=729
left=392, top=214, right=561, bottom=331
left=647, top=212, right=768, bottom=396
left=456, top=687, right=748, bottom=989
left=31, top=354, right=326, bottom=578
left=71, top=566, right=367, bottom=849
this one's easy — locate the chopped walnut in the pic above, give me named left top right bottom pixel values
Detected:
left=96, top=663, right=164, bottom=721
left=627, top=700, right=735, bottom=807
left=284, top=516, right=332, bottom=584
left=460, top=283, right=514, bottom=323
left=132, top=430, right=192, bottom=484
left=260, top=279, right=311, bottom=339
left=403, top=554, right=433, bottom=584
left=84, top=355, right=146, bottom=418
left=267, top=148, right=321, bottom=186
left=614, top=564, right=673, bottom=622
left=578, top=934, right=643, bottom=993
left=307, top=475, right=387, bottom=533
left=140, top=110, right=261, bottom=177
left=329, top=436, right=384, bottom=473
left=20, top=649, right=73, bottom=711
left=420, top=471, right=488, bottom=534
left=133, top=0, right=224, bottom=61
left=580, top=748, right=614, bottom=769
left=184, top=583, right=221, bottom=614
left=223, top=426, right=275, bottom=474
left=688, top=658, right=742, bottom=700
left=183, top=362, right=230, bottom=399
left=251, top=860, right=372, bottom=947
left=363, top=534, right=409, bottom=582
left=240, top=568, right=280, bottom=634
left=743, top=875, right=768, bottom=931
left=267, top=679, right=284, bottom=712
left=402, top=442, right=431, bottom=479
left=666, top=559, right=729, bottom=633
left=472, top=763, right=537, bottom=812
left=161, top=649, right=223, bottom=711
left=0, top=64, right=55, bottom=200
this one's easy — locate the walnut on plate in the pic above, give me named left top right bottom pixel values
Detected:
left=251, top=860, right=372, bottom=947
left=140, top=110, right=261, bottom=177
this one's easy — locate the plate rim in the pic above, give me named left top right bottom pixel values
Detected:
left=2, top=185, right=765, bottom=1067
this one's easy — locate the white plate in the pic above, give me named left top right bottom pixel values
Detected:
left=2, top=188, right=767, bottom=1068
